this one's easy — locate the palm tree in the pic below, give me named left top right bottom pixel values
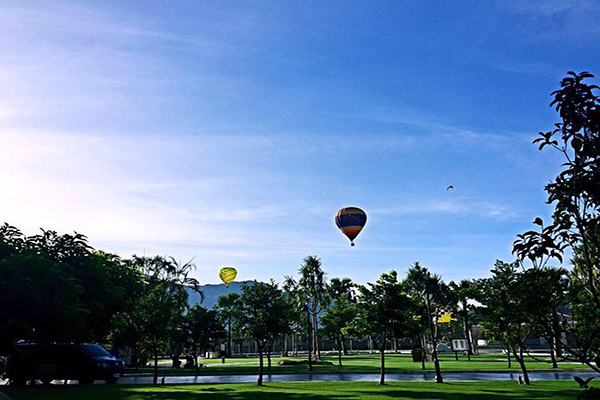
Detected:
left=282, top=276, right=302, bottom=356
left=449, top=279, right=476, bottom=360
left=127, top=255, right=204, bottom=306
left=328, top=277, right=356, bottom=302
left=298, top=256, right=327, bottom=360
left=216, top=292, right=241, bottom=357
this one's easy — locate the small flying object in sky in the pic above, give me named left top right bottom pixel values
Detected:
left=335, top=207, right=367, bottom=246
left=446, top=186, right=455, bottom=191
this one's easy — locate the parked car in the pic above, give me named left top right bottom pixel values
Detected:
left=7, top=343, right=124, bottom=385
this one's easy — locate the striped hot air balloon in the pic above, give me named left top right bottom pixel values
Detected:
left=335, top=207, right=367, bottom=246
left=219, top=267, right=237, bottom=288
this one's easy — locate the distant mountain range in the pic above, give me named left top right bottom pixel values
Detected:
left=185, top=281, right=254, bottom=309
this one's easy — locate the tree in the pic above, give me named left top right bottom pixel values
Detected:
left=326, top=277, right=357, bottom=356
left=328, top=277, right=357, bottom=302
left=321, top=293, right=356, bottom=369
left=126, top=255, right=204, bottom=305
left=215, top=292, right=241, bottom=358
left=477, top=261, right=533, bottom=385
left=517, top=266, right=570, bottom=369
left=0, top=254, right=86, bottom=348
left=350, top=270, right=419, bottom=385
left=297, top=256, right=328, bottom=360
left=137, top=283, right=185, bottom=385
left=449, top=279, right=477, bottom=360
left=235, top=280, right=292, bottom=385
left=183, top=305, right=225, bottom=372
left=109, top=303, right=146, bottom=372
left=113, top=255, right=204, bottom=383
left=281, top=276, right=303, bottom=357
left=405, top=262, right=451, bottom=382
left=0, top=224, right=145, bottom=353
left=569, top=238, right=600, bottom=372
left=513, top=71, right=600, bottom=372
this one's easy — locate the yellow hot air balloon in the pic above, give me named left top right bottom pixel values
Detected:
left=219, top=267, right=237, bottom=288
left=439, top=312, right=457, bottom=323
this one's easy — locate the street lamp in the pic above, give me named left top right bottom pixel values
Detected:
left=302, top=304, right=313, bottom=371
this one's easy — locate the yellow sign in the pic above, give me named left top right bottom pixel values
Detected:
left=439, top=312, right=457, bottom=323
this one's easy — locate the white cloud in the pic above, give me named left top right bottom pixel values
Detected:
left=0, top=131, right=280, bottom=247
left=370, top=199, right=518, bottom=220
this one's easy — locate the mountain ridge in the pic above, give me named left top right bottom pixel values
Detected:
left=186, top=280, right=254, bottom=309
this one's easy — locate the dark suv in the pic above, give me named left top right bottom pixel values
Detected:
left=7, top=343, right=124, bottom=385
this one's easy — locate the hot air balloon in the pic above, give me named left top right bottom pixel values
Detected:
left=219, top=267, right=237, bottom=288
left=335, top=207, right=367, bottom=246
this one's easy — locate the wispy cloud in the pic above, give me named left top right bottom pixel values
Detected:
left=334, top=105, right=530, bottom=149
left=370, top=199, right=518, bottom=220
left=494, top=0, right=600, bottom=43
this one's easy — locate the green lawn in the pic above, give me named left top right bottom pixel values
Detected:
left=133, top=353, right=591, bottom=376
left=1, top=381, right=592, bottom=400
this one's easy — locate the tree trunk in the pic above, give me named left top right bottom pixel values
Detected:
left=379, top=338, right=386, bottom=385
left=393, top=337, right=398, bottom=353
left=153, top=348, right=158, bottom=386
left=552, top=309, right=562, bottom=358
left=310, top=305, right=318, bottom=359
left=257, top=342, right=264, bottom=386
left=194, top=343, right=199, bottom=373
left=284, top=334, right=289, bottom=357
left=228, top=318, right=233, bottom=358
left=463, top=302, right=472, bottom=360
left=338, top=335, right=343, bottom=370
left=312, top=314, right=321, bottom=360
left=292, top=333, right=297, bottom=356
left=426, top=295, right=443, bottom=383
left=267, top=341, right=272, bottom=371
left=432, top=348, right=443, bottom=383
left=132, top=345, right=139, bottom=373
left=421, top=334, right=426, bottom=370
left=342, top=337, right=348, bottom=356
left=549, top=335, right=558, bottom=369
left=513, top=345, right=530, bottom=385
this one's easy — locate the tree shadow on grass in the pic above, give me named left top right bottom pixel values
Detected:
left=121, top=385, right=357, bottom=400
left=2, top=382, right=583, bottom=400
left=355, top=382, right=581, bottom=400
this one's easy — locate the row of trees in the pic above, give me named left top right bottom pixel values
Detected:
left=1, top=225, right=596, bottom=387
left=226, top=257, right=446, bottom=386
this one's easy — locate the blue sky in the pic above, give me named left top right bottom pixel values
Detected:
left=1, top=0, right=599, bottom=285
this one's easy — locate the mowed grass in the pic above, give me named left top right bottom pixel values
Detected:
left=133, top=353, right=591, bottom=376
left=1, top=381, right=591, bottom=400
